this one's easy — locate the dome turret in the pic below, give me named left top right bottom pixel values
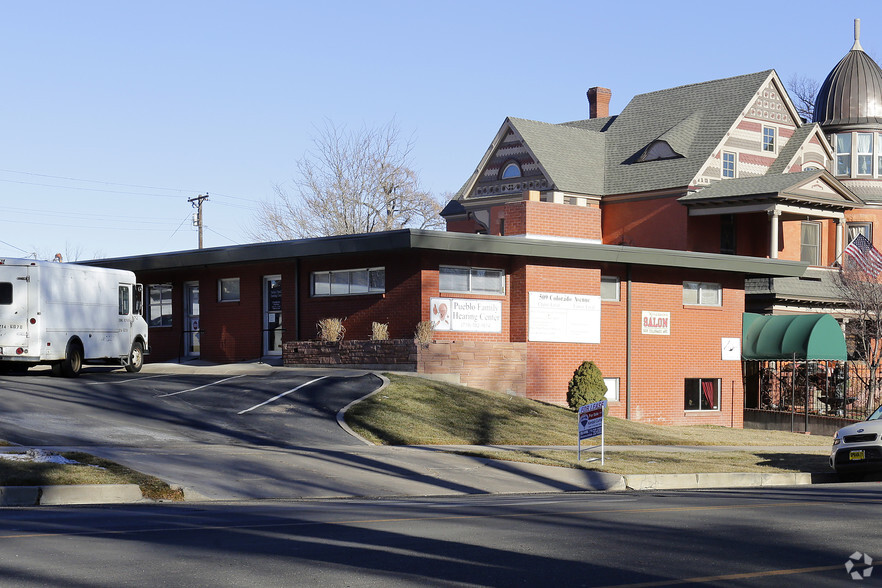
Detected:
left=813, top=19, right=882, bottom=132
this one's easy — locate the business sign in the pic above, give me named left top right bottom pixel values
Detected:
left=430, top=298, right=502, bottom=333
left=641, top=311, right=670, bottom=335
left=528, top=292, right=600, bottom=343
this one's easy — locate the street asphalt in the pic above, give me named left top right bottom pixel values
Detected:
left=0, top=361, right=839, bottom=506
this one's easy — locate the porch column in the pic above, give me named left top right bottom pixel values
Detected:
left=835, top=218, right=844, bottom=263
left=769, top=209, right=780, bottom=259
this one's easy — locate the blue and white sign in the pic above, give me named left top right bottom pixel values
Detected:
left=578, top=400, right=606, bottom=464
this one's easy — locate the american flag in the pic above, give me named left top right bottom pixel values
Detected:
left=845, top=233, right=882, bottom=277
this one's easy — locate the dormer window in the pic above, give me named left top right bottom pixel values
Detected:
left=638, top=140, right=681, bottom=162
left=501, top=162, right=521, bottom=179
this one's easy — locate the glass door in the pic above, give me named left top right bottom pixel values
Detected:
left=184, top=281, right=200, bottom=357
left=263, top=275, right=282, bottom=356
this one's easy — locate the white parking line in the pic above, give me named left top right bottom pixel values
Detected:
left=87, top=374, right=174, bottom=386
left=155, top=375, right=247, bottom=397
left=238, top=376, right=329, bottom=415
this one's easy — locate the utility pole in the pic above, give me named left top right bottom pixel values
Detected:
left=188, top=193, right=209, bottom=249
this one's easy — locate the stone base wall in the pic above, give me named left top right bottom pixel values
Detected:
left=283, top=339, right=527, bottom=396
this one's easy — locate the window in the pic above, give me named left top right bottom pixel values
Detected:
left=877, top=133, right=882, bottom=174
left=600, top=276, right=620, bottom=301
left=118, top=286, right=130, bottom=316
left=836, top=133, right=852, bottom=176
left=148, top=284, right=173, bottom=327
left=501, top=162, right=521, bottom=179
left=762, top=126, right=776, bottom=152
left=683, top=282, right=721, bottom=306
left=800, top=222, right=821, bottom=265
left=0, top=282, right=11, bottom=305
left=311, top=268, right=385, bottom=297
left=848, top=222, right=873, bottom=244
left=722, top=152, right=736, bottom=178
left=858, top=132, right=874, bottom=175
left=685, top=378, right=720, bottom=411
left=219, top=278, right=240, bottom=302
left=720, top=214, right=736, bottom=254
left=439, top=266, right=505, bottom=295
left=603, top=378, right=620, bottom=402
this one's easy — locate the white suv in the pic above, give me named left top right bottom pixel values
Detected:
left=830, top=405, right=882, bottom=475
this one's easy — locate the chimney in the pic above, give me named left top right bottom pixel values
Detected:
left=587, top=87, right=611, bottom=119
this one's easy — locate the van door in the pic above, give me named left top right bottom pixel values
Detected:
left=0, top=265, right=32, bottom=357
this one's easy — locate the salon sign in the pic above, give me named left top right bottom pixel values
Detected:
left=641, top=311, right=670, bottom=335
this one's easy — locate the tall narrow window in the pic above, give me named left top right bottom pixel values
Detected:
left=722, top=152, right=736, bottom=178
left=762, top=126, right=776, bottom=152
left=857, top=133, right=873, bottom=176
left=836, top=133, right=852, bottom=176
left=148, top=284, right=173, bottom=327
left=800, top=222, right=821, bottom=265
left=720, top=214, right=736, bottom=254
left=877, top=133, right=882, bottom=174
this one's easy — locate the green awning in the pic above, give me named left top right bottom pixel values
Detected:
left=742, top=313, right=847, bottom=361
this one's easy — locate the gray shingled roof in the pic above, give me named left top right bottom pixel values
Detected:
left=459, top=70, right=777, bottom=203
left=601, top=71, right=774, bottom=195
left=678, top=170, right=858, bottom=208
left=766, top=124, right=818, bottom=174
left=507, top=117, right=606, bottom=195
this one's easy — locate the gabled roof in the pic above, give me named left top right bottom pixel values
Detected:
left=602, top=71, right=776, bottom=195
left=765, top=124, right=830, bottom=174
left=678, top=170, right=862, bottom=210
left=507, top=117, right=606, bottom=195
left=457, top=70, right=792, bottom=204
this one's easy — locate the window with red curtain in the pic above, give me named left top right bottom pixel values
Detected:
left=685, top=378, right=720, bottom=411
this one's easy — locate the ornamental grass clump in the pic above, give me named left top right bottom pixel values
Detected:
left=316, top=317, right=346, bottom=342
left=567, top=360, right=608, bottom=410
left=414, top=320, right=434, bottom=345
left=371, top=322, right=389, bottom=341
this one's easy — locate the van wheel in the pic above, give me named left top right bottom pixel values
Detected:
left=125, top=342, right=144, bottom=373
left=61, top=343, right=83, bottom=377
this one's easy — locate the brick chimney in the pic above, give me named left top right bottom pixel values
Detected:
left=587, top=87, right=611, bottom=119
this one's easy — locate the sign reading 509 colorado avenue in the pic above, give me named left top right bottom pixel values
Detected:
left=528, top=292, right=600, bottom=343
left=430, top=298, right=502, bottom=333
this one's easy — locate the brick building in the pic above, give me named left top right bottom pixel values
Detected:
left=93, top=22, right=882, bottom=425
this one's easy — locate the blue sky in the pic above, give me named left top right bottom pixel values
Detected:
left=0, top=1, right=878, bottom=259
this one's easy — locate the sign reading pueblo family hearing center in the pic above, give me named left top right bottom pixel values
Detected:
left=528, top=292, right=600, bottom=343
left=430, top=298, right=502, bottom=333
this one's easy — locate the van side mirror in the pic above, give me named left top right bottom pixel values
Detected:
left=134, top=284, right=143, bottom=316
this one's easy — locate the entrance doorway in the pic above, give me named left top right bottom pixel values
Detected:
left=263, top=275, right=282, bottom=356
left=184, top=281, right=200, bottom=358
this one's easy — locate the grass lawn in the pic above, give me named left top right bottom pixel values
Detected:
left=344, top=374, right=834, bottom=474
left=0, top=451, right=184, bottom=500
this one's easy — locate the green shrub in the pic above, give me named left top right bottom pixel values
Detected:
left=567, top=361, right=607, bottom=410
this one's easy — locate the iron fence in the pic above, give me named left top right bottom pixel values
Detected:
left=744, top=360, right=882, bottom=422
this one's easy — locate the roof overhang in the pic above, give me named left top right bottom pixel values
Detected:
left=87, top=229, right=808, bottom=278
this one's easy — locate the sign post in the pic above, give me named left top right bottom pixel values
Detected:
left=577, top=400, right=606, bottom=465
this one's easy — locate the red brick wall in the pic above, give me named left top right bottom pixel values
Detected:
left=503, top=200, right=601, bottom=240
left=602, top=195, right=688, bottom=248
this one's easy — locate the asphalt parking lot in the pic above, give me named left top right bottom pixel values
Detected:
left=0, top=363, right=379, bottom=450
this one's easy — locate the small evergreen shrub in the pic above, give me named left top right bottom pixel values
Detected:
left=316, top=317, right=346, bottom=342
left=567, top=361, right=608, bottom=410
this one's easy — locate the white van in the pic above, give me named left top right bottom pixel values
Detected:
left=0, top=258, right=149, bottom=376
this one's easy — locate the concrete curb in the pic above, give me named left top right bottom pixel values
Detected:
left=623, top=472, right=834, bottom=490
left=334, top=372, right=389, bottom=446
left=0, top=484, right=144, bottom=506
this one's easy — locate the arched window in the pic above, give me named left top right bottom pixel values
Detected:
left=501, top=162, right=521, bottom=179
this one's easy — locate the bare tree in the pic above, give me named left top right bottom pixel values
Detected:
left=787, top=74, right=820, bottom=122
left=835, top=266, right=882, bottom=412
left=251, top=120, right=445, bottom=240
